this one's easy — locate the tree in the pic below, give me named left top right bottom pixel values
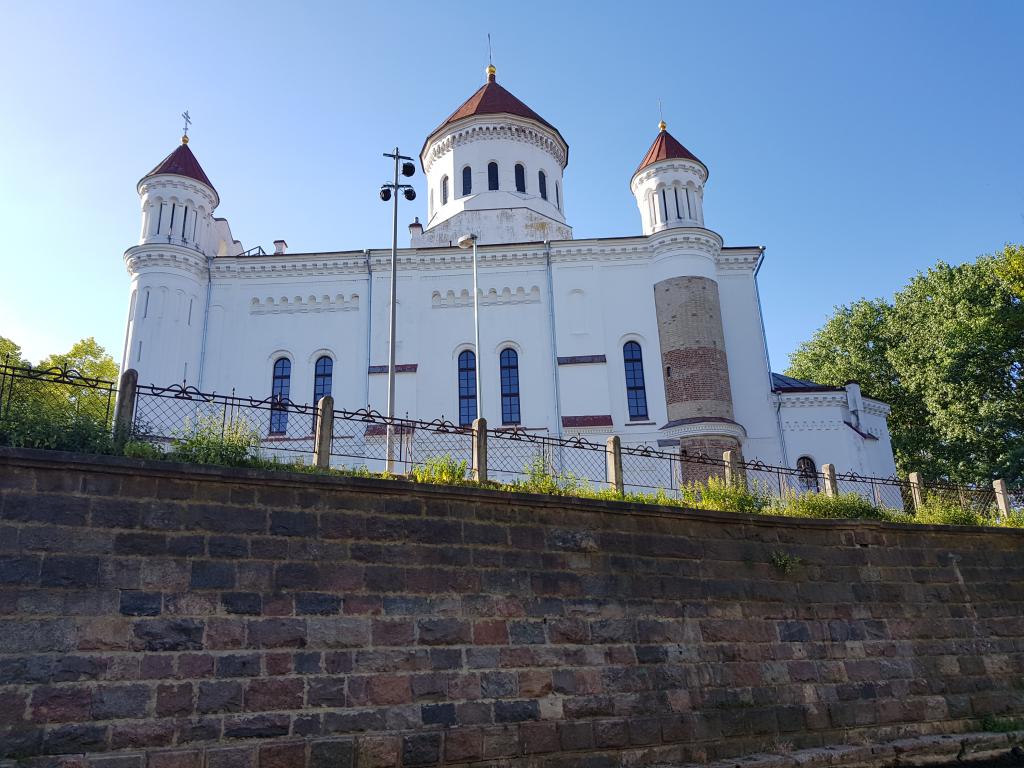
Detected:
left=787, top=248, right=1023, bottom=484
left=0, top=336, right=119, bottom=453
left=0, top=336, right=29, bottom=367
left=995, top=243, right=1024, bottom=300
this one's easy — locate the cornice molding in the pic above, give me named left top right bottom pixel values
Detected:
left=631, top=159, right=709, bottom=190
left=423, top=116, right=568, bottom=174
left=138, top=176, right=218, bottom=210
left=124, top=246, right=208, bottom=279
left=658, top=419, right=747, bottom=442
left=431, top=285, right=541, bottom=309
left=249, top=294, right=360, bottom=315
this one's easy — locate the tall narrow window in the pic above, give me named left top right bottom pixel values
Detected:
left=514, top=164, right=526, bottom=193
left=538, top=170, right=547, bottom=200
left=156, top=203, right=165, bottom=234
left=556, top=182, right=561, bottom=211
left=660, top=190, right=669, bottom=223
left=796, top=456, right=819, bottom=491
left=674, top=188, right=682, bottom=219
left=270, top=357, right=291, bottom=435
left=169, top=204, right=176, bottom=233
left=462, top=166, right=472, bottom=196
left=181, top=206, right=189, bottom=238
left=458, top=350, right=477, bottom=427
left=500, top=348, right=521, bottom=425
left=440, top=175, right=449, bottom=205
left=623, top=341, right=648, bottom=420
left=313, top=356, right=333, bottom=404
left=143, top=290, right=151, bottom=319
left=488, top=162, right=499, bottom=190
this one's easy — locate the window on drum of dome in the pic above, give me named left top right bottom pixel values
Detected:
left=462, top=166, right=472, bottom=197
left=556, top=182, right=561, bottom=211
left=796, top=456, right=819, bottom=491
left=458, top=350, right=477, bottom=427
left=538, top=170, right=547, bottom=200
left=270, top=357, right=291, bottom=435
left=441, top=175, right=449, bottom=206
left=514, top=164, right=526, bottom=193
left=499, top=348, right=521, bottom=425
left=623, top=341, right=648, bottom=420
left=488, top=162, right=499, bottom=190
left=674, top=188, right=682, bottom=219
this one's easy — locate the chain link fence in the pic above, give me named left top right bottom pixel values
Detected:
left=2, top=363, right=1021, bottom=521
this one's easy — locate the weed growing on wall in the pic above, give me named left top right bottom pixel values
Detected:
left=410, top=455, right=469, bottom=485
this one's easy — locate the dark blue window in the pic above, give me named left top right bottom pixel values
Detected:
left=488, top=162, right=499, bottom=191
left=623, top=341, right=648, bottom=420
left=270, top=357, right=291, bottom=435
left=458, top=350, right=476, bottom=427
left=462, top=166, right=472, bottom=196
left=514, top=163, right=526, bottom=193
left=313, top=356, right=333, bottom=404
left=500, top=348, right=520, bottom=425
left=538, top=170, right=547, bottom=200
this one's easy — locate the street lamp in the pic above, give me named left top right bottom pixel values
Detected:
left=457, top=233, right=482, bottom=424
left=380, top=148, right=416, bottom=472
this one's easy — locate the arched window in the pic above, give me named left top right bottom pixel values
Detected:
left=313, top=356, right=333, bottom=404
left=673, top=187, right=682, bottom=219
left=623, top=341, right=648, bottom=420
left=514, top=164, right=526, bottom=193
left=660, top=189, right=669, bottom=223
left=796, top=456, right=819, bottom=492
left=499, top=348, right=521, bottom=425
left=270, top=357, right=291, bottom=435
left=458, top=350, right=477, bottom=427
left=462, top=166, right=472, bottom=197
left=488, top=162, right=499, bottom=191
left=440, top=175, right=449, bottom=206
left=538, top=170, right=548, bottom=200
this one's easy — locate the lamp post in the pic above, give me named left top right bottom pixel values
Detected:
left=380, top=149, right=416, bottom=473
left=457, top=233, right=482, bottom=423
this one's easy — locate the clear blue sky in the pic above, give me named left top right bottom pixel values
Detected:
left=2, top=0, right=1021, bottom=374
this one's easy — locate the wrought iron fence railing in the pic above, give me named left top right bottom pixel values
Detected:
left=1, top=363, right=1021, bottom=520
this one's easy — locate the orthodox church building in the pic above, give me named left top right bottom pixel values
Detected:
left=121, top=66, right=897, bottom=477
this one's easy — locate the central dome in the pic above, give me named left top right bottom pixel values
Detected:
left=414, top=67, right=572, bottom=247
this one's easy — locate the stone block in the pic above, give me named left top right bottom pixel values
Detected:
left=311, top=739, right=355, bottom=768
left=258, top=742, right=306, bottom=768
left=401, top=733, right=441, bottom=766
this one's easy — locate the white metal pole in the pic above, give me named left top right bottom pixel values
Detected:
left=472, top=237, right=482, bottom=422
left=385, top=148, right=399, bottom=473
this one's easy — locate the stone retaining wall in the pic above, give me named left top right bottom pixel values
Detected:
left=2, top=447, right=1023, bottom=767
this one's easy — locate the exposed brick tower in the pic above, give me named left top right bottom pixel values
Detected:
left=631, top=121, right=744, bottom=465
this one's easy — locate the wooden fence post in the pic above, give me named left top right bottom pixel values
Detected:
left=313, top=395, right=334, bottom=469
left=606, top=435, right=623, bottom=495
left=472, top=417, right=488, bottom=483
left=112, top=368, right=138, bottom=451
left=993, top=478, right=1011, bottom=519
left=908, top=471, right=924, bottom=512
left=821, top=463, right=838, bottom=498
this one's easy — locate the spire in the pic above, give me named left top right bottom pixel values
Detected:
left=140, top=140, right=216, bottom=192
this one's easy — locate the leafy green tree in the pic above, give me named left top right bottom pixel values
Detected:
left=0, top=336, right=29, bottom=367
left=787, top=249, right=1023, bottom=484
left=0, top=337, right=119, bottom=453
left=995, top=243, right=1024, bottom=299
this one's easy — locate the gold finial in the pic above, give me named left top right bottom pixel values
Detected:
left=486, top=63, right=496, bottom=82
left=181, top=134, right=189, bottom=145
left=658, top=119, right=667, bottom=132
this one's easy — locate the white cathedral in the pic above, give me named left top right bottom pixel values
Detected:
left=121, top=65, right=897, bottom=477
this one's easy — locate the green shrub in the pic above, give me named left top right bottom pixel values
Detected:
left=410, top=455, right=469, bottom=485
left=778, top=491, right=890, bottom=521
left=123, top=440, right=165, bottom=460
left=913, top=494, right=984, bottom=526
left=681, top=476, right=771, bottom=515
left=509, top=456, right=591, bottom=496
left=999, top=510, right=1024, bottom=529
left=169, top=415, right=261, bottom=467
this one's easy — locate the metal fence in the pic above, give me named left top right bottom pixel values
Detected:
left=1, top=363, right=1021, bottom=520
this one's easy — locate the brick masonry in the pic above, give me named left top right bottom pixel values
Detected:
left=2, top=446, right=1024, bottom=768
left=654, top=276, right=734, bottom=423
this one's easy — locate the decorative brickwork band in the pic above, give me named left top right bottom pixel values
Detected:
left=654, top=276, right=734, bottom=424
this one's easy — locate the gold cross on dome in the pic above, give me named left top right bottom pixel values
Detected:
left=182, top=110, right=192, bottom=137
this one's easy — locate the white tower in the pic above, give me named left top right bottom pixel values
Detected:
left=630, top=120, right=708, bottom=235
left=122, top=134, right=218, bottom=388
left=413, top=65, right=572, bottom=247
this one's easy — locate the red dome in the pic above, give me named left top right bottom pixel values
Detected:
left=140, top=140, right=216, bottom=192
left=635, top=127, right=703, bottom=175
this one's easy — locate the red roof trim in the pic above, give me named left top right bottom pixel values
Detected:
left=141, top=142, right=216, bottom=192
left=635, top=129, right=703, bottom=175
